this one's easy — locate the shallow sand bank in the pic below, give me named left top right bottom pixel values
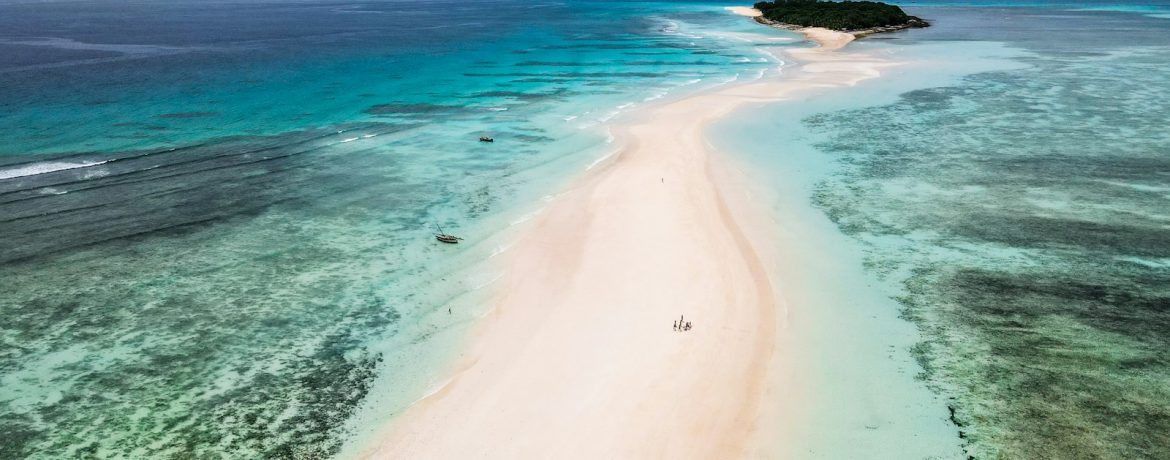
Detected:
left=726, top=6, right=855, bottom=50
left=725, top=6, right=763, bottom=18
left=358, top=16, right=939, bottom=460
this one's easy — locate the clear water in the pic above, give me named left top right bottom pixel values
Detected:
left=716, top=3, right=1170, bottom=458
left=4, top=0, right=1169, bottom=458
left=0, top=1, right=790, bottom=457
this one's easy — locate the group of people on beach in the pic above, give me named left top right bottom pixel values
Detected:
left=673, top=314, right=692, bottom=332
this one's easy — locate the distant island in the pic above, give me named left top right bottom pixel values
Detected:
left=752, top=0, right=929, bottom=33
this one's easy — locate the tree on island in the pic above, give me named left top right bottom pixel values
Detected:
left=753, top=0, right=928, bottom=31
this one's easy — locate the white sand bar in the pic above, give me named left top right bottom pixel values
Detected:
left=359, top=15, right=953, bottom=460
left=725, top=6, right=763, bottom=17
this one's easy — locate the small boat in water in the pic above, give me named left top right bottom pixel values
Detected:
left=479, top=136, right=494, bottom=143
left=434, top=223, right=462, bottom=244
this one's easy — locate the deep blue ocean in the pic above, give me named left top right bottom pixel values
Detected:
left=1, top=0, right=1168, bottom=458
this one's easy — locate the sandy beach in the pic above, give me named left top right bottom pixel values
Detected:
left=725, top=6, right=764, bottom=18
left=359, top=11, right=907, bottom=460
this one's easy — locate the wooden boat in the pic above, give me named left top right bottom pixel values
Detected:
left=479, top=136, right=494, bottom=143
left=434, top=223, right=462, bottom=244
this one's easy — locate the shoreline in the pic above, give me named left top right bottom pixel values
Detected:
left=357, top=10, right=924, bottom=459
left=727, top=6, right=854, bottom=50
left=755, top=15, right=927, bottom=38
left=728, top=6, right=925, bottom=40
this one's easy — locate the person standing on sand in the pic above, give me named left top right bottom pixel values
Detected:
left=673, top=321, right=678, bottom=331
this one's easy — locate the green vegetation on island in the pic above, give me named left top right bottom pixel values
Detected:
left=753, top=0, right=929, bottom=31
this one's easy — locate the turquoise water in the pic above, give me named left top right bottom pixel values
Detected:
left=0, top=1, right=789, bottom=457
left=715, top=3, right=1170, bottom=458
left=3, top=0, right=1169, bottom=458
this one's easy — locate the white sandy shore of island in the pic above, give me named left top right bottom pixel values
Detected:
left=356, top=9, right=937, bottom=460
left=727, top=6, right=856, bottom=50
left=725, top=6, right=763, bottom=17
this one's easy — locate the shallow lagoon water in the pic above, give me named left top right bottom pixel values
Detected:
left=2, top=0, right=1169, bottom=458
left=716, top=4, right=1170, bottom=458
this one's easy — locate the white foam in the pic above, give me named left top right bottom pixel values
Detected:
left=1097, top=179, right=1170, bottom=193
left=596, top=103, right=635, bottom=123
left=486, top=107, right=509, bottom=112
left=509, top=208, right=543, bottom=226
left=563, top=115, right=578, bottom=122
left=1117, top=256, right=1170, bottom=268
left=586, top=150, right=616, bottom=171
left=643, top=89, right=669, bottom=102
left=362, top=134, right=377, bottom=139
left=0, top=160, right=108, bottom=180
left=411, top=377, right=454, bottom=406
left=659, top=20, right=680, bottom=35
left=341, top=137, right=360, bottom=143
left=81, top=169, right=109, bottom=180
left=490, top=243, right=513, bottom=258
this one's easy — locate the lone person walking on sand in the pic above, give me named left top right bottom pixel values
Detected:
left=673, top=321, right=678, bottom=331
